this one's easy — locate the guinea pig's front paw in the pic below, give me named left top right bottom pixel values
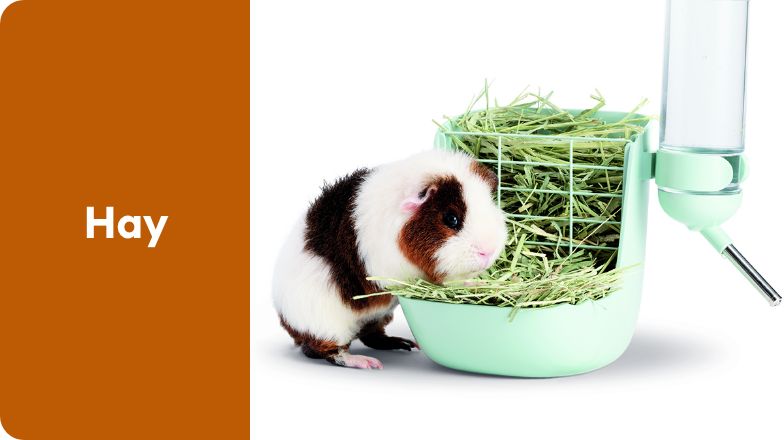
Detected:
left=360, top=333, right=419, bottom=351
left=338, top=353, right=384, bottom=370
left=384, top=336, right=419, bottom=351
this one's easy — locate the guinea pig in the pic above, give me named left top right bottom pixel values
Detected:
left=272, top=149, right=507, bottom=369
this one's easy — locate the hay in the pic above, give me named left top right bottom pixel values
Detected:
left=358, top=85, right=649, bottom=319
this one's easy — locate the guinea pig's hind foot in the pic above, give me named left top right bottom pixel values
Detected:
left=330, top=351, right=383, bottom=370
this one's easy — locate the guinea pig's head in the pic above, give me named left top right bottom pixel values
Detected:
left=397, top=151, right=507, bottom=283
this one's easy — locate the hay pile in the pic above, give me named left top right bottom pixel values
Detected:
left=359, top=85, right=649, bottom=319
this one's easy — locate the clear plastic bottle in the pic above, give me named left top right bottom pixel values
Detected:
left=660, top=0, right=749, bottom=161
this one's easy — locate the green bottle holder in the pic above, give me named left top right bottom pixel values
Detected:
left=655, top=149, right=780, bottom=306
left=398, top=110, right=654, bottom=377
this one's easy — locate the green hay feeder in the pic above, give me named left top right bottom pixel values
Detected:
left=399, top=111, right=653, bottom=377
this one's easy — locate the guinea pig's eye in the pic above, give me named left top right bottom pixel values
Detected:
left=442, top=212, right=461, bottom=230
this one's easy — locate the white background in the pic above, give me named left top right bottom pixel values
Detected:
left=252, top=1, right=784, bottom=439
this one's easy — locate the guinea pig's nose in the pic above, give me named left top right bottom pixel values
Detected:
left=475, top=248, right=495, bottom=266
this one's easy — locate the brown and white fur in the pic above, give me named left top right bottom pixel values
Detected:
left=272, top=150, right=507, bottom=369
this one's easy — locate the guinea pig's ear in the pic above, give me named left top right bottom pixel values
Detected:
left=470, top=160, right=499, bottom=192
left=400, top=184, right=437, bottom=213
